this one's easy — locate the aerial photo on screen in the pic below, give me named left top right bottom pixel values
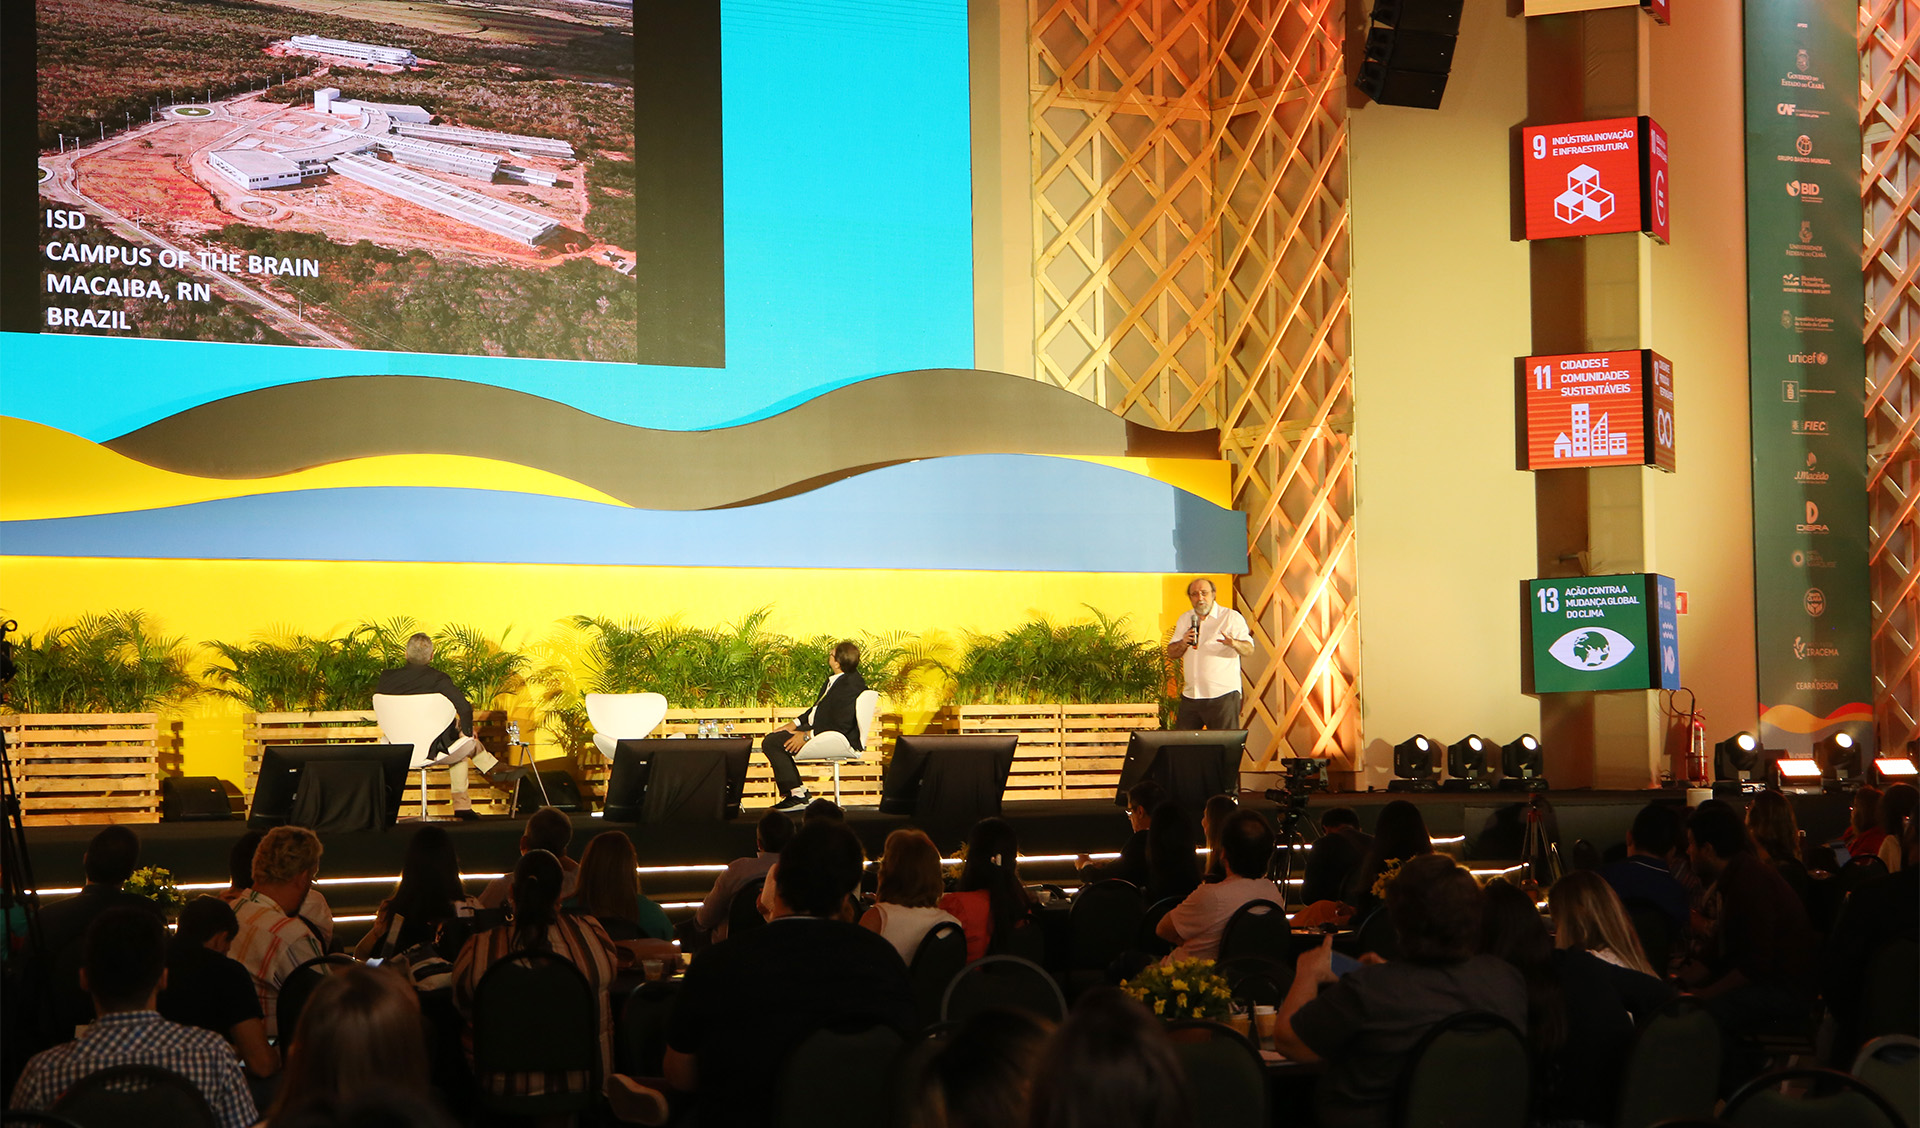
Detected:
left=35, top=0, right=638, bottom=363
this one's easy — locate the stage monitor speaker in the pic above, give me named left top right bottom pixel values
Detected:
left=162, top=776, right=234, bottom=822
left=601, top=738, right=750, bottom=822
left=601, top=744, right=652, bottom=821
left=1357, top=0, right=1463, bottom=110
left=513, top=770, right=584, bottom=815
left=1115, top=730, right=1247, bottom=816
left=881, top=735, right=1017, bottom=843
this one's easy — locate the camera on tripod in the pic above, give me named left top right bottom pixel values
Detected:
left=1265, top=756, right=1330, bottom=809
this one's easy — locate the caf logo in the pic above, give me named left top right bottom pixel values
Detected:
left=1799, top=221, right=1812, bottom=242
left=1796, top=135, right=1812, bottom=156
left=1805, top=588, right=1826, bottom=616
left=1796, top=48, right=1810, bottom=71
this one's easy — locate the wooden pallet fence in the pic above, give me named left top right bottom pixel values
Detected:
left=0, top=713, right=161, bottom=825
left=576, top=705, right=890, bottom=808
left=943, top=704, right=1068, bottom=800
left=242, top=710, right=513, bottom=818
left=940, top=703, right=1159, bottom=801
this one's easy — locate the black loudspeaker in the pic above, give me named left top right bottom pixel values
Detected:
left=512, top=771, right=584, bottom=814
left=601, top=744, right=652, bottom=822
left=1357, top=0, right=1463, bottom=110
left=162, top=776, right=234, bottom=822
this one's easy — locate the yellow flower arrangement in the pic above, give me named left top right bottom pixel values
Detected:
left=1122, top=958, right=1233, bottom=1022
left=1370, top=857, right=1406, bottom=900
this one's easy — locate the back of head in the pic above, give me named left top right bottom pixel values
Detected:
left=1479, top=879, right=1550, bottom=969
left=270, top=1088, right=454, bottom=1128
left=176, top=895, right=240, bottom=948
left=84, top=825, right=140, bottom=887
left=84, top=907, right=167, bottom=1009
left=1127, top=780, right=1170, bottom=817
left=959, top=818, right=1031, bottom=936
left=1547, top=869, right=1652, bottom=976
left=833, top=639, right=862, bottom=674
left=1219, top=810, right=1275, bottom=880
left=254, top=825, right=324, bottom=886
left=1880, top=782, right=1919, bottom=836
left=272, top=967, right=429, bottom=1123
left=1320, top=806, right=1361, bottom=833
left=804, top=798, right=845, bottom=824
left=575, top=831, right=640, bottom=923
left=394, top=824, right=463, bottom=919
left=878, top=828, right=946, bottom=909
left=510, top=849, right=566, bottom=948
left=1373, top=800, right=1434, bottom=862
left=1745, top=790, right=1801, bottom=862
left=1628, top=802, right=1680, bottom=857
left=1385, top=854, right=1482, bottom=966
left=1028, top=988, right=1192, bottom=1128
left=1685, top=802, right=1753, bottom=860
left=404, top=632, right=433, bottom=666
left=776, top=820, right=866, bottom=917
left=228, top=828, right=266, bottom=890
left=1852, top=786, right=1883, bottom=835
left=524, top=806, right=572, bottom=856
left=757, top=810, right=797, bottom=854
left=916, top=1008, right=1052, bottom=1128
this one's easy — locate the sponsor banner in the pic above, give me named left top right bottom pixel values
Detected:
left=1520, top=116, right=1669, bottom=242
left=1526, top=574, right=1680, bottom=694
left=1518, top=348, right=1675, bottom=471
left=1744, top=0, right=1873, bottom=752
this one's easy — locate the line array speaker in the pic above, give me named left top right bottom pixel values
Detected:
left=1357, top=0, right=1464, bottom=110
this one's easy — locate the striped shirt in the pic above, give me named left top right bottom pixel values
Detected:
left=228, top=889, right=325, bottom=1039
left=8, top=1010, right=256, bottom=1128
left=452, top=912, right=618, bottom=1098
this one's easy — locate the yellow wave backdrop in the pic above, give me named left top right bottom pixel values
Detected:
left=1759, top=702, right=1875, bottom=734
left=1, top=417, right=1233, bottom=520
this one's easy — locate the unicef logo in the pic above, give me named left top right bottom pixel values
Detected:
left=1548, top=627, right=1636, bottom=672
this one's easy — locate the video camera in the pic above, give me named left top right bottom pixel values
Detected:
left=1264, top=756, right=1330, bottom=808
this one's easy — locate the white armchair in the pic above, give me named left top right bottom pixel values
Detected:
left=372, top=692, right=459, bottom=820
left=792, top=689, right=879, bottom=805
left=585, top=692, right=669, bottom=760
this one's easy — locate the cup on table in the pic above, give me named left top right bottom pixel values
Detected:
left=1254, top=1005, right=1277, bottom=1043
left=1227, top=1008, right=1253, bottom=1041
left=642, top=958, right=665, bottom=982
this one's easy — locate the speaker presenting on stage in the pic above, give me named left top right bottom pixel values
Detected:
left=377, top=633, right=500, bottom=819
left=1165, top=578, right=1253, bottom=730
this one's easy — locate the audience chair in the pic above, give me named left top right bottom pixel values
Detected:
left=50, top=1065, right=217, bottom=1128
left=1839, top=854, right=1891, bottom=894
left=908, top=922, right=970, bottom=1030
left=1723, top=1067, right=1906, bottom=1128
left=2, top=1115, right=86, bottom=1128
left=1623, top=897, right=1675, bottom=977
left=1850, top=1035, right=1919, bottom=1125
left=1217, top=899, right=1292, bottom=966
left=372, top=692, right=463, bottom=821
left=729, top=876, right=769, bottom=937
left=1139, top=895, right=1181, bottom=958
left=1357, top=905, right=1402, bottom=962
left=584, top=692, right=669, bottom=760
left=776, top=1023, right=905, bottom=1128
left=1859, top=938, right=1919, bottom=1043
left=617, top=980, right=681, bottom=1078
left=1615, top=1000, right=1723, bottom=1128
left=1393, top=1012, right=1530, bottom=1128
left=1065, top=879, right=1146, bottom=995
left=892, top=1025, right=955, bottom=1128
left=940, top=955, right=1067, bottom=1024
left=1217, top=957, right=1290, bottom=1006
left=471, top=949, right=600, bottom=1119
left=1165, top=1020, right=1268, bottom=1128
left=790, top=689, right=879, bottom=805
left=276, top=953, right=360, bottom=1045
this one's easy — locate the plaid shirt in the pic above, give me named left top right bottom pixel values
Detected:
left=8, top=1010, right=256, bottom=1128
left=229, top=889, right=325, bottom=1038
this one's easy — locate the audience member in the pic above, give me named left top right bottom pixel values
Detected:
left=353, top=825, right=478, bottom=961
left=1477, top=880, right=1566, bottom=1069
left=231, top=825, right=328, bottom=1039
left=910, top=1008, right=1051, bottom=1128
left=1273, top=854, right=1525, bottom=1128
left=454, top=849, right=617, bottom=1099
left=267, top=965, right=434, bottom=1125
left=225, top=828, right=335, bottom=945
left=1345, top=799, right=1433, bottom=917
left=8, top=908, right=258, bottom=1128
left=271, top=1090, right=457, bottom=1128
left=1301, top=807, right=1371, bottom=906
left=1877, top=782, right=1917, bottom=872
left=688, top=811, right=792, bottom=946
left=477, top=806, right=578, bottom=910
left=1199, top=794, right=1240, bottom=882
left=1745, top=790, right=1810, bottom=903
left=159, top=896, right=278, bottom=1079
left=38, top=824, right=167, bottom=1037
left=1027, top=987, right=1192, bottom=1128
left=665, top=821, right=915, bottom=1126
left=861, top=828, right=961, bottom=963
left=941, top=818, right=1036, bottom=961
left=1143, top=802, right=1203, bottom=905
left=568, top=831, right=671, bottom=942
left=1156, top=810, right=1282, bottom=962
left=1077, top=780, right=1167, bottom=886
left=1599, top=802, right=1690, bottom=934
left=1551, top=869, right=1657, bottom=976
left=1841, top=786, right=1886, bottom=862
left=804, top=797, right=846, bottom=824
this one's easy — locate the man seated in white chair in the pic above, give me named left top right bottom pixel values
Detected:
left=761, top=640, right=867, bottom=813
left=377, top=633, right=500, bottom=820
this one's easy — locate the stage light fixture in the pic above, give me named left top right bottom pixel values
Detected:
left=1813, top=731, right=1863, bottom=787
left=1874, top=757, right=1918, bottom=785
left=1499, top=734, right=1548, bottom=791
left=1388, top=735, right=1439, bottom=792
left=1713, top=732, right=1762, bottom=785
left=1772, top=755, right=1822, bottom=793
left=1442, top=735, right=1494, bottom=791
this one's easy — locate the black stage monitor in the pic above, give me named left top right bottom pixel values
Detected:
left=603, top=738, right=752, bottom=822
left=1115, top=729, right=1247, bottom=814
left=248, top=744, right=413, bottom=830
left=880, top=735, right=1017, bottom=833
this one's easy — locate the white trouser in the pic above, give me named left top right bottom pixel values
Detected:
left=434, top=736, right=499, bottom=810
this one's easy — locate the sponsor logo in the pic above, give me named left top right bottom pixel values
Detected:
left=1805, top=588, right=1826, bottom=616
left=1781, top=310, right=1793, bottom=329
left=1792, top=549, right=1838, bottom=570
left=1795, top=134, right=1813, bottom=156
left=1796, top=48, right=1810, bottom=71
left=1548, top=627, right=1636, bottom=672
left=1792, top=419, right=1828, bottom=434
left=1800, top=221, right=1813, bottom=242
left=1778, top=103, right=1797, bottom=115
left=1787, top=180, right=1821, bottom=198
left=1793, top=635, right=1839, bottom=660
left=1797, top=500, right=1829, bottom=534
left=1787, top=351, right=1828, bottom=364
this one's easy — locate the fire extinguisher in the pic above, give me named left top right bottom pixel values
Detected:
left=1687, top=718, right=1708, bottom=784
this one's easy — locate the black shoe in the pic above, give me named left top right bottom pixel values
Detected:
left=769, top=793, right=808, bottom=813
left=453, top=808, right=481, bottom=821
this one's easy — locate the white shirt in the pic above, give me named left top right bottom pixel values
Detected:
left=800, top=672, right=841, bottom=729
left=1163, top=874, right=1285, bottom=963
left=1169, top=604, right=1252, bottom=699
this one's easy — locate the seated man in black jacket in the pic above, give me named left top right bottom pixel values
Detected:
left=1076, top=780, right=1167, bottom=886
left=376, top=632, right=499, bottom=819
left=761, top=640, right=867, bottom=813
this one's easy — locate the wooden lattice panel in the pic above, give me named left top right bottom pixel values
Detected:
left=1862, top=0, right=1920, bottom=754
left=1029, top=0, right=1356, bottom=770
left=1, top=713, right=160, bottom=825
